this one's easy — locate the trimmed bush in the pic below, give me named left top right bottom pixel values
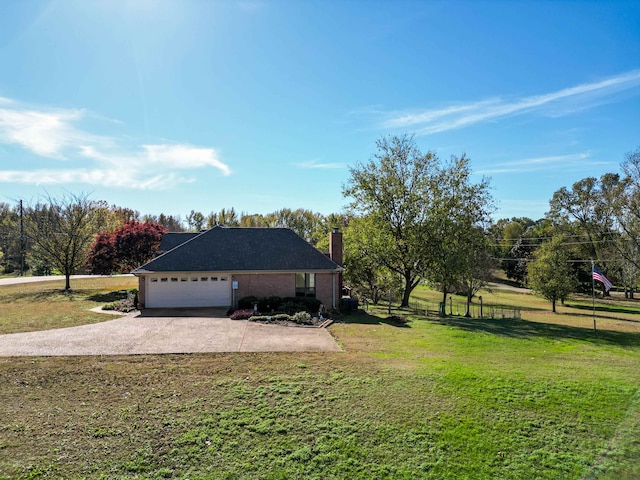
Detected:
left=238, top=296, right=259, bottom=310
left=238, top=295, right=322, bottom=315
left=258, top=296, right=283, bottom=312
left=292, top=311, right=312, bottom=324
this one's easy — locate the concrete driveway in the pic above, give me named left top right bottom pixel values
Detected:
left=0, top=308, right=342, bottom=357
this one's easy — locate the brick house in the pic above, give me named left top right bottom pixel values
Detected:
left=133, top=226, right=343, bottom=309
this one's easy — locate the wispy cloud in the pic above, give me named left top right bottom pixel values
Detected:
left=295, top=159, right=347, bottom=169
left=379, top=70, right=640, bottom=135
left=0, top=106, right=105, bottom=158
left=477, top=152, right=614, bottom=175
left=0, top=98, right=231, bottom=189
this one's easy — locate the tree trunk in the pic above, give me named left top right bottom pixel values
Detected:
left=400, top=271, right=416, bottom=308
left=401, top=284, right=412, bottom=308
left=465, top=289, right=472, bottom=317
left=65, top=273, right=71, bottom=291
left=552, top=298, right=556, bottom=313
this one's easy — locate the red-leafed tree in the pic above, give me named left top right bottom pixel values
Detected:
left=87, top=221, right=166, bottom=274
left=87, top=232, right=117, bottom=275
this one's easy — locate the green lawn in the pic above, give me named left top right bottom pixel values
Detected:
left=0, top=280, right=639, bottom=479
left=0, top=276, right=138, bottom=334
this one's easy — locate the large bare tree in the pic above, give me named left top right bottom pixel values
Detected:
left=26, top=193, right=101, bottom=290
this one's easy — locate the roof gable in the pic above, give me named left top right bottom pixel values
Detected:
left=135, top=226, right=341, bottom=273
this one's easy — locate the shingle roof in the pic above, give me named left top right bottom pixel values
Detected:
left=134, top=226, right=342, bottom=273
left=159, top=232, right=200, bottom=252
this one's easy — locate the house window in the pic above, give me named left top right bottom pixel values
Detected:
left=191, top=277, right=198, bottom=282
left=151, top=278, right=158, bottom=283
left=160, top=278, right=168, bottom=282
left=181, top=278, right=187, bottom=282
left=211, top=277, right=218, bottom=281
left=296, top=273, right=316, bottom=298
left=171, top=278, right=178, bottom=282
left=201, top=277, right=208, bottom=282
left=221, top=277, right=228, bottom=281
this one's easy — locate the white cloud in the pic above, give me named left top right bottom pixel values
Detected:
left=0, top=106, right=99, bottom=158
left=142, top=144, right=231, bottom=175
left=379, top=70, right=640, bottom=135
left=0, top=98, right=231, bottom=189
left=477, top=152, right=614, bottom=175
left=0, top=167, right=194, bottom=190
left=295, top=159, right=347, bottom=169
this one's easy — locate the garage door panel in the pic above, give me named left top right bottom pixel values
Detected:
left=146, top=275, right=231, bottom=308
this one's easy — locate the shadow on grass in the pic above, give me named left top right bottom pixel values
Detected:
left=86, top=290, right=130, bottom=303
left=427, top=316, right=640, bottom=347
left=0, top=288, right=79, bottom=302
left=565, top=302, right=640, bottom=317
left=340, top=310, right=412, bottom=328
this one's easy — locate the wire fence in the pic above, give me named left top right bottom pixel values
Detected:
left=408, top=300, right=522, bottom=320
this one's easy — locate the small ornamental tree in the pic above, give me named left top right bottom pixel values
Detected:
left=87, top=232, right=117, bottom=275
left=87, top=221, right=166, bottom=274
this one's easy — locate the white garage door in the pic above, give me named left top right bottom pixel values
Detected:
left=146, top=274, right=232, bottom=308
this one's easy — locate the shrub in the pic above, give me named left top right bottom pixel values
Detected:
left=249, top=314, right=291, bottom=323
left=281, top=301, right=302, bottom=315
left=239, top=295, right=322, bottom=314
left=282, top=297, right=322, bottom=314
left=102, top=289, right=138, bottom=313
left=292, top=311, right=312, bottom=324
left=230, top=309, right=257, bottom=320
left=258, top=296, right=283, bottom=312
left=238, top=296, right=259, bottom=309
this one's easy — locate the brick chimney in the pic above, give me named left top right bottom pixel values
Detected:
left=329, top=228, right=343, bottom=266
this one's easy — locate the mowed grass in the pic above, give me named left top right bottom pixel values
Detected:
left=411, top=284, right=640, bottom=334
left=0, top=280, right=639, bottom=479
left=0, top=276, right=138, bottom=334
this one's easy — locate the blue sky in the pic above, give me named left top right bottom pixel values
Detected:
left=0, top=0, right=639, bottom=222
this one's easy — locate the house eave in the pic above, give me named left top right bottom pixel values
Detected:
left=133, top=267, right=343, bottom=276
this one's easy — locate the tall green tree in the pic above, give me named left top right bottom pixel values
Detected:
left=343, top=134, right=438, bottom=307
left=187, top=210, right=206, bottom=231
left=456, top=226, right=495, bottom=317
left=610, top=147, right=640, bottom=273
left=548, top=176, right=612, bottom=264
left=424, top=154, right=493, bottom=305
left=527, top=235, right=576, bottom=312
left=207, top=208, right=240, bottom=228
left=0, top=202, right=21, bottom=274
left=343, top=216, right=401, bottom=304
left=25, top=193, right=101, bottom=290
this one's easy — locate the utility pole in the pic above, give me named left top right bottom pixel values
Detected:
left=19, top=199, right=25, bottom=276
left=591, top=260, right=596, bottom=332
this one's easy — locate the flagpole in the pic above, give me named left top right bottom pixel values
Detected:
left=592, top=260, right=597, bottom=332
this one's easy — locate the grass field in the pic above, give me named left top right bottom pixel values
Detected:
left=1, top=278, right=639, bottom=479
left=0, top=276, right=138, bottom=334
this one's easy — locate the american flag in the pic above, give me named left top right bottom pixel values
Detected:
left=593, top=265, right=613, bottom=292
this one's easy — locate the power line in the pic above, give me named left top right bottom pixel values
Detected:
left=495, top=257, right=622, bottom=263
left=490, top=239, right=611, bottom=248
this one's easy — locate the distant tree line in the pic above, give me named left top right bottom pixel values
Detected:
left=3, top=138, right=638, bottom=308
